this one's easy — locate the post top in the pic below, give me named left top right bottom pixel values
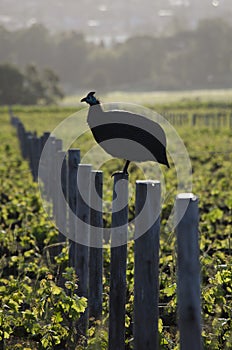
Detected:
left=136, top=180, right=160, bottom=186
left=112, top=172, right=129, bottom=180
left=176, top=193, right=197, bottom=201
left=78, top=163, right=92, bottom=167
left=91, top=170, right=103, bottom=174
left=68, top=148, right=80, bottom=153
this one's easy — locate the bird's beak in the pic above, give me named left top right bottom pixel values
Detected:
left=80, top=97, right=86, bottom=102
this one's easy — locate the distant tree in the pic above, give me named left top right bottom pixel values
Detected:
left=42, top=68, right=64, bottom=104
left=22, top=64, right=64, bottom=105
left=0, top=63, right=24, bottom=105
left=0, top=63, right=64, bottom=105
left=0, top=26, right=12, bottom=62
left=54, top=31, right=90, bottom=90
left=15, top=24, right=52, bottom=67
left=0, top=19, right=232, bottom=91
left=21, top=64, right=46, bottom=104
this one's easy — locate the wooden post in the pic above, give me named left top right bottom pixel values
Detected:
left=17, top=122, right=26, bottom=158
left=56, top=151, right=67, bottom=287
left=39, top=132, right=50, bottom=186
left=89, top=171, right=103, bottom=321
left=47, top=137, right=57, bottom=199
left=134, top=180, right=161, bottom=350
left=52, top=139, right=62, bottom=219
left=68, top=149, right=80, bottom=269
left=56, top=151, right=67, bottom=241
left=41, top=132, right=50, bottom=151
left=31, top=136, right=36, bottom=181
left=76, top=164, right=92, bottom=336
left=41, top=131, right=49, bottom=145
left=109, top=173, right=128, bottom=350
left=27, top=135, right=34, bottom=177
left=50, top=139, right=57, bottom=205
left=41, top=135, right=50, bottom=197
left=23, top=131, right=32, bottom=160
left=33, top=136, right=41, bottom=181
left=75, top=164, right=91, bottom=292
left=40, top=135, right=55, bottom=199
left=175, top=193, right=202, bottom=350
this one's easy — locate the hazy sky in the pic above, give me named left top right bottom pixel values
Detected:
left=0, top=0, right=230, bottom=37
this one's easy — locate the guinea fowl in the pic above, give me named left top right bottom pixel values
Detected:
left=81, top=91, right=169, bottom=175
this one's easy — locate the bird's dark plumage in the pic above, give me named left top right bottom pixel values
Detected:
left=81, top=91, right=169, bottom=174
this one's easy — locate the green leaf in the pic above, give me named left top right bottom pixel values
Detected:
left=51, top=284, right=62, bottom=295
left=158, top=318, right=163, bottom=333
left=163, top=283, right=176, bottom=297
left=3, top=331, right=10, bottom=339
left=51, top=312, right=63, bottom=323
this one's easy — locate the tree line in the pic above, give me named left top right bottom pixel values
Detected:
left=0, top=17, right=231, bottom=96
left=0, top=63, right=64, bottom=105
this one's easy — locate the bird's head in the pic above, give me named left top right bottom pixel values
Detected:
left=81, top=91, right=100, bottom=106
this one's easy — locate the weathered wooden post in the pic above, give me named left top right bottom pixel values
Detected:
left=49, top=138, right=56, bottom=200
left=56, top=151, right=67, bottom=287
left=38, top=134, right=55, bottom=198
left=67, top=151, right=92, bottom=335
left=175, top=193, right=202, bottom=350
left=46, top=136, right=57, bottom=199
left=89, top=171, right=103, bottom=321
left=134, top=180, right=161, bottom=350
left=56, top=150, right=67, bottom=241
left=38, top=132, right=50, bottom=186
left=109, top=173, right=128, bottom=350
left=68, top=149, right=80, bottom=269
left=52, top=139, right=62, bottom=218
left=33, top=136, right=41, bottom=181
left=21, top=126, right=27, bottom=159
left=17, top=121, right=26, bottom=158
left=27, top=135, right=34, bottom=177
left=41, top=132, right=50, bottom=151
left=76, top=164, right=92, bottom=336
left=76, top=164, right=91, bottom=293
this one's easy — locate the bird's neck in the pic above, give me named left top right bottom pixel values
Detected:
left=87, top=103, right=104, bottom=127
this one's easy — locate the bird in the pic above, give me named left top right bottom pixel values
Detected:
left=81, top=91, right=169, bottom=175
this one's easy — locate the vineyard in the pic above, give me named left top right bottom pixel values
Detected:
left=0, top=98, right=232, bottom=349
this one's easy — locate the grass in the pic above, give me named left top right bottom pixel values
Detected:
left=62, top=88, right=232, bottom=107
